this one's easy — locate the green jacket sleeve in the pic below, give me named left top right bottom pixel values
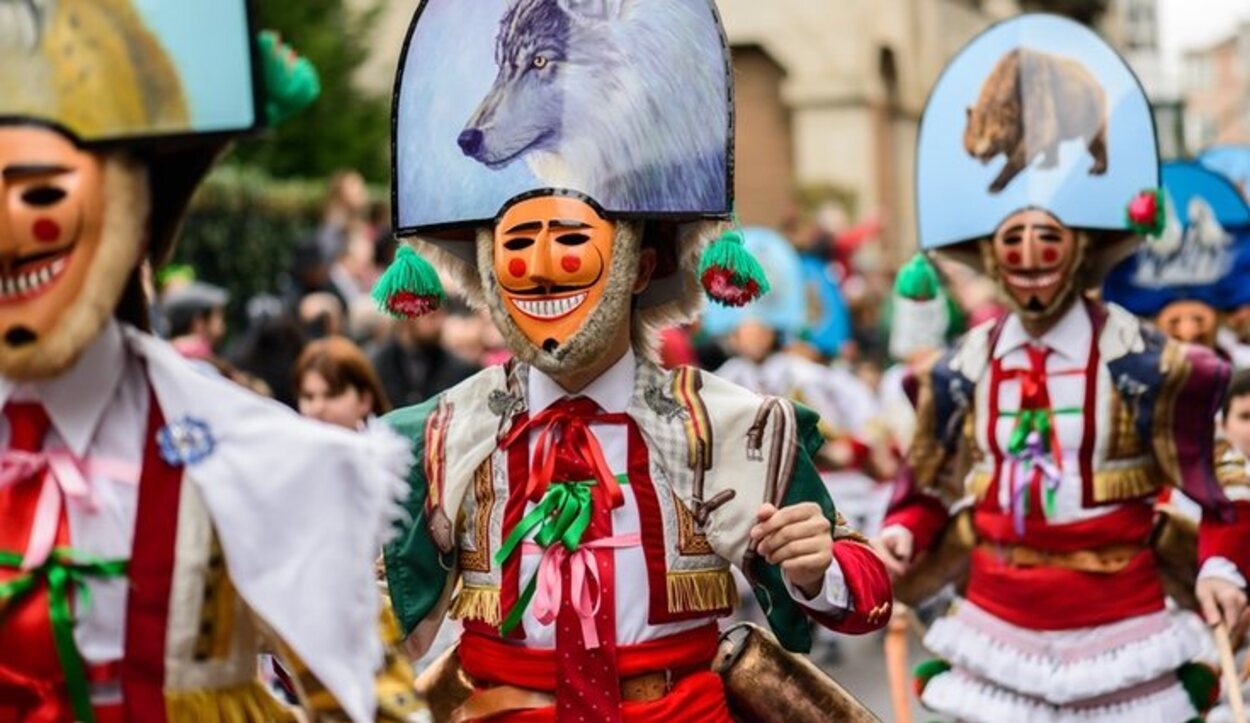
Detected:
left=382, top=398, right=454, bottom=636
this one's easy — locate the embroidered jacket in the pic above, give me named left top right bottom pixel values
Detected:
left=0, top=322, right=411, bottom=723
left=887, top=301, right=1250, bottom=628
left=384, top=356, right=892, bottom=654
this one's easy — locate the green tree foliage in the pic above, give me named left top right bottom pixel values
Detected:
left=231, top=0, right=390, bottom=182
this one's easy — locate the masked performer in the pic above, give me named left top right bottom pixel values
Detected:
left=1104, top=160, right=1250, bottom=363
left=872, top=14, right=1250, bottom=722
left=377, top=1, right=891, bottom=721
left=0, top=5, right=416, bottom=722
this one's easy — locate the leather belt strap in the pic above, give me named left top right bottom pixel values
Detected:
left=979, top=541, right=1144, bottom=573
left=450, top=666, right=699, bottom=721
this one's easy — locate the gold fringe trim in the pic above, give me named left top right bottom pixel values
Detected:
left=166, top=680, right=296, bottom=723
left=667, top=570, right=738, bottom=614
left=450, top=585, right=501, bottom=625
left=969, top=470, right=992, bottom=500
left=1092, top=463, right=1162, bottom=503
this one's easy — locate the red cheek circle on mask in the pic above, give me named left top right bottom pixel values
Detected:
left=1005, top=251, right=1022, bottom=266
left=508, top=259, right=527, bottom=278
left=1042, top=248, right=1059, bottom=264
left=560, top=255, right=582, bottom=273
left=32, top=218, right=61, bottom=243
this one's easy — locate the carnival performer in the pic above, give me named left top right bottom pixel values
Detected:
left=872, top=14, right=1250, bottom=722
left=1104, top=160, right=1250, bottom=359
left=376, top=1, right=892, bottom=721
left=0, top=6, right=419, bottom=722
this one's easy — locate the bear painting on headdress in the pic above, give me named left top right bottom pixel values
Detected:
left=0, top=0, right=189, bottom=138
left=963, top=48, right=1108, bottom=194
left=456, top=0, right=728, bottom=213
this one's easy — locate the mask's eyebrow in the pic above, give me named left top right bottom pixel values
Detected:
left=504, top=220, right=544, bottom=233
left=3, top=164, right=72, bottom=181
left=550, top=219, right=591, bottom=230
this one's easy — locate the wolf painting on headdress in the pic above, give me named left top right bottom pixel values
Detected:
left=456, top=0, right=728, bottom=213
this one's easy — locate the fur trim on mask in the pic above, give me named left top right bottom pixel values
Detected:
left=0, top=157, right=149, bottom=380
left=409, top=235, right=487, bottom=311
left=631, top=220, right=722, bottom=358
left=978, top=231, right=1093, bottom=325
left=476, top=222, right=643, bottom=376
left=409, top=219, right=724, bottom=365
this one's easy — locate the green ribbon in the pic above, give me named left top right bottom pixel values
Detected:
left=0, top=548, right=128, bottom=723
left=495, top=476, right=627, bottom=636
left=1007, top=409, right=1049, bottom=457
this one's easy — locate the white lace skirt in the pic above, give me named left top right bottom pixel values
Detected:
left=919, top=598, right=1215, bottom=722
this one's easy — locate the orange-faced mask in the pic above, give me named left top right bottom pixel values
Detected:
left=0, top=125, right=147, bottom=380
left=493, top=195, right=615, bottom=352
left=0, top=128, right=106, bottom=347
left=1156, top=299, right=1218, bottom=349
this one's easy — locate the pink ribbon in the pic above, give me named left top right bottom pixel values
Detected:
left=522, top=533, right=641, bottom=650
left=0, top=450, right=140, bottom=570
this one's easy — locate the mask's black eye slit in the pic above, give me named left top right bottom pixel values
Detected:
left=556, top=233, right=590, bottom=246
left=504, top=237, right=535, bottom=251
left=21, top=186, right=65, bottom=207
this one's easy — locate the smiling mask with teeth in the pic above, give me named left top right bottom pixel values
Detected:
left=478, top=193, right=644, bottom=376
left=0, top=126, right=147, bottom=380
left=981, top=208, right=1090, bottom=325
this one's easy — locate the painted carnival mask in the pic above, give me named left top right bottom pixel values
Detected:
left=0, top=126, right=147, bottom=379
left=493, top=194, right=616, bottom=352
left=988, top=208, right=1083, bottom=322
left=1156, top=300, right=1218, bottom=349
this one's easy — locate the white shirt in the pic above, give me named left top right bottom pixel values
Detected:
left=987, top=304, right=1242, bottom=586
left=0, top=320, right=150, bottom=665
left=519, top=350, right=850, bottom=648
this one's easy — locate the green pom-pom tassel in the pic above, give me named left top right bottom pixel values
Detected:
left=699, top=227, right=770, bottom=307
left=1126, top=188, right=1167, bottom=238
left=894, top=254, right=941, bottom=301
left=371, top=245, right=445, bottom=319
left=258, top=30, right=322, bottom=127
left=1177, top=662, right=1220, bottom=713
left=912, top=659, right=951, bottom=698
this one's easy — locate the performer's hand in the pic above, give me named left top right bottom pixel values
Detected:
left=750, top=502, right=832, bottom=598
left=869, top=526, right=914, bottom=579
left=1197, top=576, right=1249, bottom=639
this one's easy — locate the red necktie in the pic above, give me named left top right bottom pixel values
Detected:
left=545, top=397, right=623, bottom=723
left=0, top=402, right=72, bottom=722
left=1022, top=345, right=1052, bottom=521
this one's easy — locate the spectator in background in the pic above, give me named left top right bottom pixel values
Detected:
left=441, top=300, right=488, bottom=366
left=368, top=310, right=479, bottom=407
left=164, top=281, right=229, bottom=361
left=227, top=295, right=307, bottom=408
left=295, top=336, right=391, bottom=430
left=299, top=291, right=346, bottom=339
left=315, top=169, right=370, bottom=261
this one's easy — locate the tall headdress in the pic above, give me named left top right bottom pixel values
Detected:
left=380, top=0, right=764, bottom=325
left=915, top=13, right=1160, bottom=276
left=0, top=0, right=302, bottom=260
left=1103, top=161, right=1250, bottom=315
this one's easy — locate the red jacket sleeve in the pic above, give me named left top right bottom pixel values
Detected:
left=801, top=541, right=893, bottom=634
left=1199, top=500, right=1250, bottom=582
left=882, top=492, right=950, bottom=556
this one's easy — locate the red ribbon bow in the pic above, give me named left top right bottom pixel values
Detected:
left=503, top=397, right=627, bottom=509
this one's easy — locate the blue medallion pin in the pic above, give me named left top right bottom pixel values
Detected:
left=157, top=417, right=216, bottom=467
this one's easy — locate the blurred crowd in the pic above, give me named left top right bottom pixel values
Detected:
left=148, top=169, right=1023, bottom=457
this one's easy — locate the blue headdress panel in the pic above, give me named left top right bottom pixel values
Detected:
left=0, top=0, right=261, bottom=145
left=392, top=0, right=733, bottom=236
left=702, top=228, right=806, bottom=338
left=1198, top=145, right=1250, bottom=201
left=916, top=14, right=1158, bottom=253
left=1104, top=161, right=1250, bottom=315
